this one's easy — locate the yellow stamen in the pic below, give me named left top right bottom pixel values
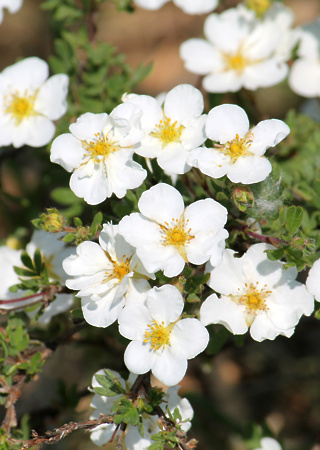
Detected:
left=216, top=132, right=254, bottom=163
left=231, top=282, right=272, bottom=326
left=161, top=215, right=194, bottom=262
left=5, top=91, right=36, bottom=124
left=144, top=320, right=176, bottom=350
left=103, top=254, right=131, bottom=283
left=150, top=116, right=184, bottom=147
left=83, top=132, right=118, bottom=161
left=246, top=0, right=271, bottom=16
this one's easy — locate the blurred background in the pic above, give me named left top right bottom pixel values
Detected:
left=1, top=1, right=320, bottom=449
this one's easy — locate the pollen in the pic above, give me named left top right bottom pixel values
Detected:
left=246, top=0, right=271, bottom=16
left=83, top=132, right=118, bottom=161
left=238, top=282, right=271, bottom=313
left=223, top=51, right=248, bottom=73
left=216, top=133, right=254, bottom=163
left=5, top=91, right=36, bottom=124
left=161, top=215, right=194, bottom=262
left=144, top=320, right=173, bottom=350
left=150, top=116, right=184, bottom=147
left=103, top=254, right=131, bottom=283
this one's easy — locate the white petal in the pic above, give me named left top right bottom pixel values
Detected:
left=174, top=0, right=218, bottom=14
left=2, top=57, right=48, bottom=91
left=69, top=112, right=108, bottom=141
left=227, top=155, right=272, bottom=184
left=200, top=294, right=248, bottom=334
left=70, top=164, right=109, bottom=205
left=206, top=104, right=249, bottom=143
left=207, top=249, right=247, bottom=295
left=170, top=318, right=209, bottom=358
left=138, top=183, right=185, bottom=223
left=250, top=119, right=290, bottom=156
left=50, top=133, right=85, bottom=172
left=152, top=347, right=187, bottom=386
left=147, top=285, right=184, bottom=325
left=249, top=312, right=292, bottom=342
left=289, top=59, right=320, bottom=98
left=124, top=340, right=155, bottom=374
left=180, top=39, right=217, bottom=75
left=81, top=292, right=124, bottom=328
left=202, top=71, right=244, bottom=93
left=35, top=74, right=69, bottom=120
left=187, top=147, right=229, bottom=179
left=306, top=259, right=320, bottom=301
left=118, top=304, right=151, bottom=340
left=164, top=84, right=204, bottom=126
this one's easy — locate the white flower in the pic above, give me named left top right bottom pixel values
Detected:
left=254, top=437, right=282, bottom=450
left=123, top=84, right=207, bottom=174
left=133, top=0, right=218, bottom=15
left=118, top=284, right=209, bottom=386
left=289, top=29, right=320, bottom=98
left=118, top=183, right=228, bottom=278
left=51, top=106, right=146, bottom=205
left=180, top=7, right=289, bottom=93
left=25, top=230, right=75, bottom=324
left=306, top=258, right=320, bottom=301
left=0, top=0, right=23, bottom=23
left=0, top=57, right=68, bottom=148
left=200, top=243, right=314, bottom=342
left=63, top=223, right=153, bottom=328
left=188, top=104, right=290, bottom=184
left=90, top=369, right=193, bottom=449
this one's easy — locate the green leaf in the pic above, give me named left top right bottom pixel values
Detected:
left=114, top=398, right=139, bottom=425
left=148, top=442, right=164, bottom=450
left=266, top=248, right=284, bottom=261
left=14, top=266, right=36, bottom=277
left=90, top=212, right=103, bottom=235
left=138, top=418, right=145, bottom=438
left=94, top=370, right=126, bottom=397
left=20, top=252, right=34, bottom=270
left=74, top=217, right=83, bottom=227
left=62, top=233, right=76, bottom=243
left=33, top=248, right=43, bottom=274
left=286, top=206, right=303, bottom=235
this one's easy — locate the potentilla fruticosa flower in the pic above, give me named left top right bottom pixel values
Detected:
left=118, top=183, right=228, bottom=278
left=63, top=223, right=153, bottom=328
left=122, top=84, right=207, bottom=174
left=180, top=7, right=290, bottom=93
left=89, top=369, right=193, bottom=448
left=50, top=106, right=146, bottom=205
left=133, top=0, right=218, bottom=15
left=0, top=0, right=23, bottom=23
left=118, top=284, right=209, bottom=386
left=188, top=104, right=290, bottom=184
left=254, top=437, right=282, bottom=450
left=0, top=57, right=68, bottom=148
left=200, top=243, right=314, bottom=342
left=288, top=29, right=320, bottom=98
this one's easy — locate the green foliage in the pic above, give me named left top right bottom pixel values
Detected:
left=94, top=370, right=126, bottom=397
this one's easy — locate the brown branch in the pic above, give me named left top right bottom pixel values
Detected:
left=244, top=230, right=289, bottom=247
left=14, top=414, right=115, bottom=449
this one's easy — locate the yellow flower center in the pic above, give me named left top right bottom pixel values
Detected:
left=144, top=320, right=176, bottom=351
left=161, top=215, right=194, bottom=262
left=225, top=53, right=247, bottom=72
left=103, top=255, right=131, bottom=283
left=246, top=0, right=271, bottom=16
left=83, top=132, right=119, bottom=161
left=231, top=282, right=272, bottom=326
left=5, top=91, right=36, bottom=124
left=216, top=133, right=254, bottom=164
left=150, top=116, right=184, bottom=147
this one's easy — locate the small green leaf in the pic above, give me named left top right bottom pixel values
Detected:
left=138, top=418, right=145, bottom=438
left=33, top=248, right=43, bottom=274
left=266, top=248, right=284, bottom=261
left=74, top=217, right=82, bottom=227
left=90, top=212, right=103, bottom=235
left=114, top=398, right=139, bottom=425
left=94, top=370, right=126, bottom=397
left=14, top=266, right=36, bottom=277
left=286, top=206, right=303, bottom=235
left=62, top=233, right=76, bottom=243
left=20, top=252, right=34, bottom=270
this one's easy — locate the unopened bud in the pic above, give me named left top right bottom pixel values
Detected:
left=40, top=208, right=66, bottom=232
left=232, top=186, right=254, bottom=212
